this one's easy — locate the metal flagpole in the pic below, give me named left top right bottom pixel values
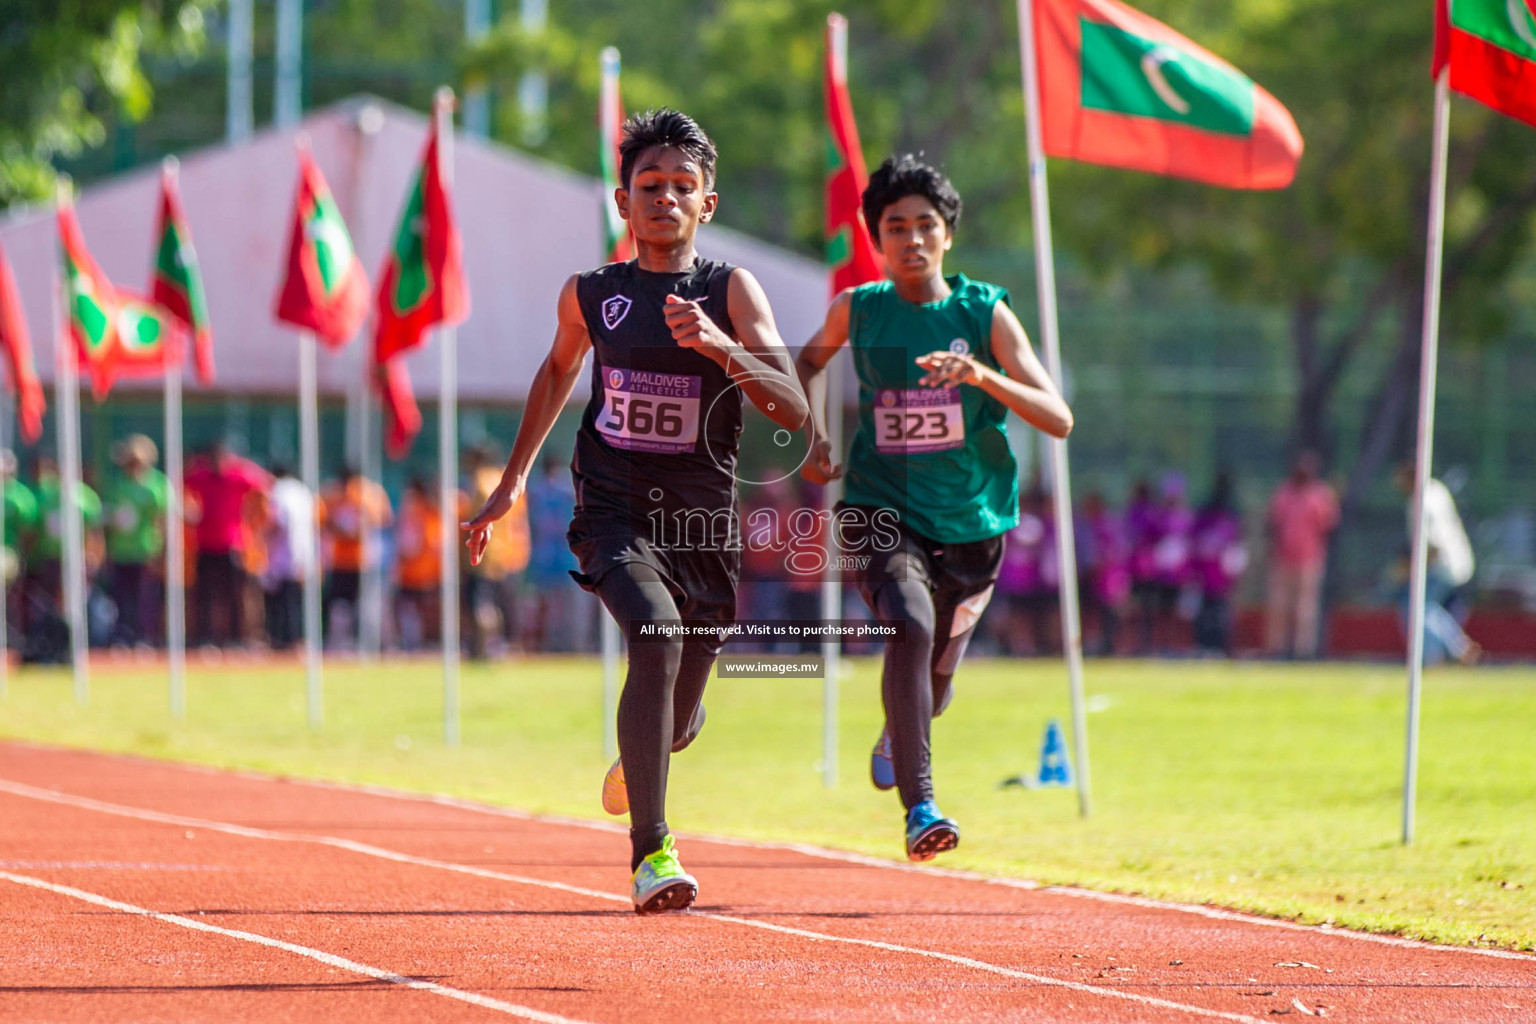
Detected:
left=274, top=0, right=303, bottom=130
left=596, top=49, right=622, bottom=762
left=1017, top=0, right=1091, bottom=817
left=436, top=88, right=461, bottom=748
left=819, top=351, right=844, bottom=789
left=165, top=360, right=187, bottom=718
left=55, top=253, right=89, bottom=704
left=601, top=612, right=619, bottom=761
left=358, top=374, right=381, bottom=661
left=1403, top=70, right=1452, bottom=846
left=226, top=0, right=253, bottom=144
left=299, top=330, right=323, bottom=729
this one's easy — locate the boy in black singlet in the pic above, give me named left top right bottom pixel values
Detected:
left=463, top=110, right=807, bottom=914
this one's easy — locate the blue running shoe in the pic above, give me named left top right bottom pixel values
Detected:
left=870, top=728, right=895, bottom=791
left=904, top=800, right=959, bottom=862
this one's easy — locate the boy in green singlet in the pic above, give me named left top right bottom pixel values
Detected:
left=797, top=155, right=1073, bottom=861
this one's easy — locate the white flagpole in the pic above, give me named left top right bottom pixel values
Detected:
left=299, top=330, right=323, bottom=729
left=56, top=282, right=88, bottom=703
left=598, top=48, right=622, bottom=762
left=1017, top=0, right=1091, bottom=817
left=358, top=372, right=380, bottom=661
left=819, top=346, right=843, bottom=789
left=435, top=87, right=462, bottom=748
left=165, top=359, right=187, bottom=718
left=1403, top=71, right=1452, bottom=846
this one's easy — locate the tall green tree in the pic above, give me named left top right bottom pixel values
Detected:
left=0, top=0, right=213, bottom=206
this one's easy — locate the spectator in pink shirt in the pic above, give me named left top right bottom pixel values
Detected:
left=1264, top=451, right=1339, bottom=659
left=184, top=441, right=272, bottom=648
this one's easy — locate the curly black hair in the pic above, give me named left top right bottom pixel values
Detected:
left=618, top=108, right=718, bottom=191
left=861, top=154, right=962, bottom=242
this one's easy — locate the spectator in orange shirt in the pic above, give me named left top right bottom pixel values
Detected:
left=462, top=445, right=528, bottom=659
left=394, top=478, right=442, bottom=650
left=321, top=466, right=393, bottom=648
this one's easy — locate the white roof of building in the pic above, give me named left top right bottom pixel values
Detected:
left=0, top=97, right=832, bottom=402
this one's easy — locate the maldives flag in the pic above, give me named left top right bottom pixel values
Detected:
left=151, top=164, right=215, bottom=383
left=59, top=202, right=178, bottom=399
left=372, top=116, right=468, bottom=458
left=1433, top=0, right=1536, bottom=127
left=274, top=150, right=369, bottom=347
left=599, top=47, right=635, bottom=264
left=0, top=239, right=44, bottom=442
left=825, top=14, right=883, bottom=294
left=1034, top=0, right=1303, bottom=189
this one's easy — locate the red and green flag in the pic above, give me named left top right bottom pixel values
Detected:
left=1034, top=0, right=1303, bottom=189
left=151, top=163, right=215, bottom=383
left=274, top=150, right=369, bottom=347
left=59, top=201, right=178, bottom=399
left=599, top=46, right=635, bottom=264
left=1433, top=0, right=1536, bottom=126
left=0, top=238, right=44, bottom=442
left=824, top=14, right=883, bottom=295
left=372, top=114, right=468, bottom=458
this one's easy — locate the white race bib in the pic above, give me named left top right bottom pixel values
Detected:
left=113, top=504, right=139, bottom=532
left=596, top=366, right=702, bottom=454
left=873, top=387, right=965, bottom=454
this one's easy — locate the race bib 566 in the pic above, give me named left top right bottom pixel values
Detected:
left=874, top=387, right=965, bottom=454
left=597, top=366, right=702, bottom=454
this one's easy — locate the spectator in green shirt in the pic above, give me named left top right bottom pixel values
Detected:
left=27, top=454, right=102, bottom=626
left=105, top=434, right=169, bottom=646
left=2, top=449, right=38, bottom=639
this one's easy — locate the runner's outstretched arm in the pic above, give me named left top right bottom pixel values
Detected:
left=462, top=275, right=591, bottom=564
left=794, top=289, right=853, bottom=484
left=663, top=268, right=807, bottom=431
left=914, top=301, right=1072, bottom=439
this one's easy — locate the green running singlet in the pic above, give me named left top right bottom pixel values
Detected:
left=842, top=274, right=1019, bottom=544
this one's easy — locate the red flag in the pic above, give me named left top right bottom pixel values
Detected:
left=151, top=164, right=216, bottom=382
left=59, top=201, right=179, bottom=399
left=599, top=47, right=635, bottom=264
left=371, top=114, right=468, bottom=459
left=274, top=150, right=369, bottom=347
left=825, top=14, right=884, bottom=296
left=0, top=239, right=44, bottom=442
left=1034, top=0, right=1303, bottom=189
left=1432, top=0, right=1536, bottom=127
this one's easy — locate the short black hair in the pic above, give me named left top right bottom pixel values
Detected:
left=618, top=108, right=718, bottom=191
left=862, top=154, right=962, bottom=242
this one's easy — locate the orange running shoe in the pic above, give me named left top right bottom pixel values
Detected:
left=601, top=757, right=628, bottom=816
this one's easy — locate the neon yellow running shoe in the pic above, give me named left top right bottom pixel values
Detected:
left=601, top=757, right=628, bottom=816
left=631, top=835, right=697, bottom=914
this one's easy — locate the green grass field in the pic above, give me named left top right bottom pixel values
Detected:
left=1, top=655, right=1532, bottom=950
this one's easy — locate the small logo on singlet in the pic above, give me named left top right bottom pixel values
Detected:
left=601, top=294, right=633, bottom=331
left=949, top=338, right=970, bottom=356
left=880, top=391, right=898, bottom=407
left=608, top=368, right=624, bottom=389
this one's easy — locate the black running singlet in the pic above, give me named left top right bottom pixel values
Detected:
left=571, top=257, right=743, bottom=543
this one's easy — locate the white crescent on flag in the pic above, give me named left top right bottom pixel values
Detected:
left=1508, top=0, right=1536, bottom=50
left=1140, top=45, right=1191, bottom=115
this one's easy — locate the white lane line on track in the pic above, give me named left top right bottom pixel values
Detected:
left=0, top=780, right=1275, bottom=1023
left=4, top=743, right=1535, bottom=964
left=0, top=870, right=596, bottom=1024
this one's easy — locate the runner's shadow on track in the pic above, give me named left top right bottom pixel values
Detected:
left=0, top=981, right=412, bottom=995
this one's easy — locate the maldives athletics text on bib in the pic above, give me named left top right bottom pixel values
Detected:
left=844, top=275, right=1020, bottom=545
left=571, top=258, right=743, bottom=540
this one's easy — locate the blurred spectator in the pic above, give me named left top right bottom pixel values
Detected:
left=1393, top=464, right=1479, bottom=665
left=524, top=457, right=586, bottom=652
left=103, top=434, right=168, bottom=646
left=1191, top=471, right=1247, bottom=655
left=25, top=454, right=102, bottom=660
left=185, top=441, right=271, bottom=648
left=1264, top=451, right=1338, bottom=659
left=1149, top=473, right=1195, bottom=650
left=320, top=465, right=392, bottom=648
left=1079, top=491, right=1130, bottom=655
left=462, top=445, right=528, bottom=658
left=393, top=478, right=442, bottom=650
left=996, top=487, right=1050, bottom=655
left=1125, top=479, right=1160, bottom=652
left=3, top=450, right=37, bottom=635
left=263, top=465, right=314, bottom=651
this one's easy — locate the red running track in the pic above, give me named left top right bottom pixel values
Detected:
left=0, top=742, right=1530, bottom=1023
